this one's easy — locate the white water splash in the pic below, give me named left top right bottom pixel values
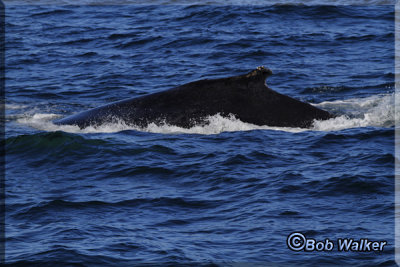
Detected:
left=10, top=93, right=396, bottom=135
left=312, top=93, right=395, bottom=131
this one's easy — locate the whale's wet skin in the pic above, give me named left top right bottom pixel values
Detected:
left=55, top=66, right=333, bottom=129
left=6, top=4, right=395, bottom=267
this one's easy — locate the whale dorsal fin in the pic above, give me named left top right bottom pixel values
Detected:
left=245, top=66, right=272, bottom=79
left=242, top=66, right=273, bottom=90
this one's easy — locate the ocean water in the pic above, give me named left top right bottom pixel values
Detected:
left=4, top=3, right=396, bottom=266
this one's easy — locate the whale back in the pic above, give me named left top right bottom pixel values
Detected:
left=55, top=67, right=333, bottom=129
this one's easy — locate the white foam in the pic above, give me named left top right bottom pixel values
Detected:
left=5, top=103, right=28, bottom=110
left=312, top=93, right=395, bottom=131
left=13, top=93, right=396, bottom=135
left=141, top=115, right=306, bottom=134
left=15, top=113, right=306, bottom=134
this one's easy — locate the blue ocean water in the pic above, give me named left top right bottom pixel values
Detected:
left=5, top=3, right=396, bottom=266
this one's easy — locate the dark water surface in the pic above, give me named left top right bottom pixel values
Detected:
left=5, top=4, right=395, bottom=266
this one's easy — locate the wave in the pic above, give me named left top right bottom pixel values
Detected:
left=307, top=174, right=393, bottom=196
left=301, top=82, right=394, bottom=94
left=12, top=93, right=395, bottom=135
left=30, top=9, right=74, bottom=17
left=14, top=197, right=217, bottom=220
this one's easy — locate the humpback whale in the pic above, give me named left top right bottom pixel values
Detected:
left=55, top=66, right=333, bottom=129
